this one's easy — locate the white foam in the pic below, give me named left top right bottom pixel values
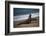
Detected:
left=14, top=13, right=39, bottom=21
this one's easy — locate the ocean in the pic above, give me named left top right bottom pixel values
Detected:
left=14, top=13, right=39, bottom=21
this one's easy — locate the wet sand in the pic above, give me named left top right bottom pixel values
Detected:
left=14, top=18, right=39, bottom=28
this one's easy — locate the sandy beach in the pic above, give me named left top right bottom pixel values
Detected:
left=14, top=17, right=39, bottom=28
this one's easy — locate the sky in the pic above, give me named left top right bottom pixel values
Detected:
left=13, top=8, right=39, bottom=16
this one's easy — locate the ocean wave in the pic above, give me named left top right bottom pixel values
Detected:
left=14, top=13, right=39, bottom=21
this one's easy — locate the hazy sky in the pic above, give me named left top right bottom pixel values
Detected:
left=13, top=8, right=39, bottom=16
